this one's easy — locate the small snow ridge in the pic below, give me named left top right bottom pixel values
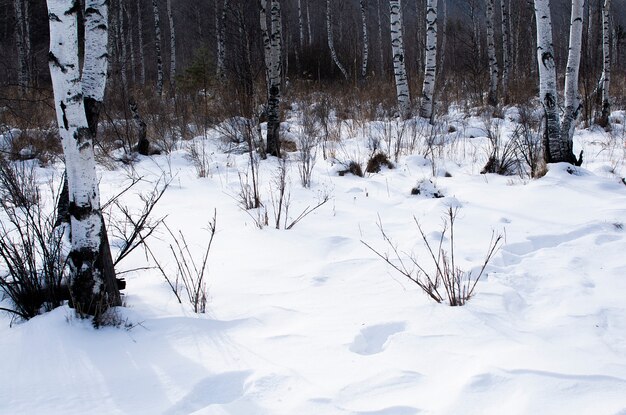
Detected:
left=349, top=322, right=406, bottom=355
left=164, top=371, right=251, bottom=415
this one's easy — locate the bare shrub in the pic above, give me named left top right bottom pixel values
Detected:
left=366, top=152, right=394, bottom=174
left=0, top=159, right=66, bottom=322
left=510, top=106, right=543, bottom=178
left=186, top=139, right=212, bottom=178
left=297, top=104, right=319, bottom=188
left=363, top=208, right=503, bottom=306
left=148, top=211, right=217, bottom=314
left=480, top=117, right=518, bottom=175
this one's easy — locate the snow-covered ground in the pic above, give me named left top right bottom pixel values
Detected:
left=1, top=108, right=626, bottom=414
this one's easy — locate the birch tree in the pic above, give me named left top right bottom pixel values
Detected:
left=152, top=0, right=164, bottom=95
left=500, top=0, right=510, bottom=102
left=599, top=0, right=611, bottom=127
left=377, top=0, right=384, bottom=77
left=533, top=0, right=580, bottom=165
left=326, top=0, right=349, bottom=80
left=260, top=0, right=283, bottom=157
left=419, top=0, right=437, bottom=120
left=561, top=0, right=584, bottom=143
left=217, top=0, right=229, bottom=78
left=47, top=0, right=121, bottom=317
left=389, top=0, right=410, bottom=117
left=138, top=1, right=146, bottom=85
left=360, top=0, right=369, bottom=78
left=167, top=0, right=176, bottom=87
left=486, top=0, right=499, bottom=106
left=14, top=0, right=31, bottom=91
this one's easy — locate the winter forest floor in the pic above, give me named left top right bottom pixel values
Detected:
left=1, top=106, right=626, bottom=414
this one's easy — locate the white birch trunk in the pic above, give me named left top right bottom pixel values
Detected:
left=534, top=0, right=567, bottom=163
left=438, top=0, right=447, bottom=84
left=261, top=0, right=283, bottom=156
left=167, top=0, right=176, bottom=87
left=486, top=0, right=499, bottom=106
left=561, top=0, right=584, bottom=144
left=377, top=0, right=384, bottom=77
left=360, top=0, right=369, bottom=78
left=217, top=0, right=229, bottom=77
left=419, top=0, right=437, bottom=120
left=118, top=3, right=128, bottom=87
left=389, top=0, right=410, bottom=117
left=306, top=0, right=312, bottom=46
left=500, top=0, right=510, bottom=101
left=152, top=0, right=164, bottom=95
left=326, top=0, right=349, bottom=80
left=600, top=0, right=611, bottom=125
left=138, top=1, right=146, bottom=85
left=14, top=0, right=30, bottom=90
left=298, top=0, right=304, bottom=50
left=47, top=0, right=120, bottom=315
left=129, top=6, right=136, bottom=85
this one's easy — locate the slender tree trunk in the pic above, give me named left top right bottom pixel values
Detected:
left=419, top=0, right=437, bottom=120
left=47, top=0, right=121, bottom=318
left=306, top=0, right=312, bottom=46
left=326, top=0, right=349, bottom=80
left=298, top=0, right=304, bottom=50
left=415, top=0, right=424, bottom=72
left=561, top=0, right=584, bottom=146
left=486, top=0, right=499, bottom=106
left=360, top=0, right=369, bottom=78
left=534, top=0, right=576, bottom=164
left=438, top=0, right=447, bottom=87
left=14, top=0, right=30, bottom=91
left=167, top=0, right=176, bottom=88
left=389, top=0, right=410, bottom=117
left=377, top=0, right=384, bottom=77
left=152, top=0, right=164, bottom=95
left=118, top=2, right=128, bottom=88
left=500, top=0, right=510, bottom=102
left=138, top=1, right=146, bottom=85
left=261, top=0, right=283, bottom=157
left=599, top=0, right=611, bottom=126
left=129, top=6, right=136, bottom=85
left=217, top=0, right=229, bottom=77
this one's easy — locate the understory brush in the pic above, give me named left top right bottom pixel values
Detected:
left=363, top=208, right=503, bottom=306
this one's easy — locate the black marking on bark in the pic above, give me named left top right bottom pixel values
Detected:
left=96, top=24, right=107, bottom=31
left=68, top=201, right=94, bottom=221
left=65, top=1, right=81, bottom=16
left=49, top=12, right=61, bottom=22
left=60, top=101, right=69, bottom=130
left=48, top=52, right=66, bottom=72
left=84, top=7, right=103, bottom=17
left=541, top=52, right=554, bottom=67
left=76, top=127, right=92, bottom=146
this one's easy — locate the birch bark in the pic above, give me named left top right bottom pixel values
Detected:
left=47, top=0, right=121, bottom=316
left=500, top=0, right=510, bottom=101
left=167, top=0, right=176, bottom=87
left=261, top=0, right=283, bottom=156
left=534, top=0, right=559, bottom=162
left=152, top=0, right=164, bottom=95
left=561, top=0, right=584, bottom=144
left=14, top=0, right=30, bottom=90
left=389, top=0, right=410, bottom=117
left=326, top=0, right=349, bottom=80
left=599, top=0, right=611, bottom=126
left=360, top=0, right=369, bottom=78
left=419, top=0, right=437, bottom=120
left=138, top=1, right=146, bottom=85
left=486, top=0, right=499, bottom=106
